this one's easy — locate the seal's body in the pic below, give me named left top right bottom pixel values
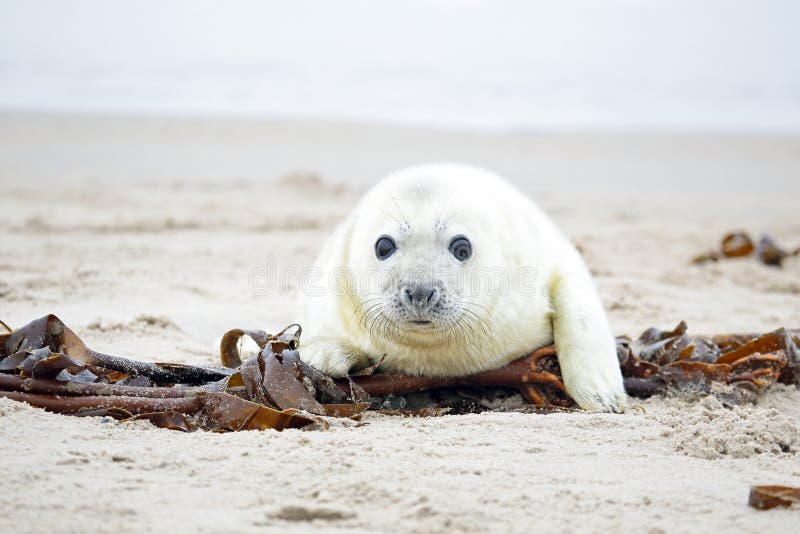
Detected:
left=300, top=164, right=626, bottom=412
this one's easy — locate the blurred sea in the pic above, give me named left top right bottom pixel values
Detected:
left=0, top=0, right=798, bottom=132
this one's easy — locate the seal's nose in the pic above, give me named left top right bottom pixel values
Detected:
left=400, top=284, right=441, bottom=313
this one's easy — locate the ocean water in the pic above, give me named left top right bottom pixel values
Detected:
left=0, top=0, right=798, bottom=132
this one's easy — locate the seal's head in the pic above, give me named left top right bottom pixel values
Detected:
left=350, top=187, right=496, bottom=346
left=329, top=164, right=544, bottom=374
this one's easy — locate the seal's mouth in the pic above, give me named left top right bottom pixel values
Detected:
left=405, top=317, right=438, bottom=331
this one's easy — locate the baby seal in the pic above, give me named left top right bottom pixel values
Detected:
left=300, top=164, right=626, bottom=412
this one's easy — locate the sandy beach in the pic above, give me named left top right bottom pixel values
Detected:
left=1, top=112, right=799, bottom=532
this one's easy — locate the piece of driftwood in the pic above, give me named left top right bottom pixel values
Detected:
left=693, top=231, right=799, bottom=267
left=1, top=315, right=798, bottom=431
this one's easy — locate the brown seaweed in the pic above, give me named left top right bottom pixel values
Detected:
left=0, top=315, right=329, bottom=431
left=756, top=235, right=787, bottom=267
left=336, top=345, right=571, bottom=407
left=2, top=314, right=231, bottom=384
left=617, top=323, right=794, bottom=404
left=721, top=232, right=755, bottom=258
left=1, top=314, right=798, bottom=431
left=749, top=485, right=800, bottom=510
left=693, top=231, right=797, bottom=267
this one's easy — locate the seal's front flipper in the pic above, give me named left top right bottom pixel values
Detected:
left=299, top=335, right=372, bottom=378
left=549, top=248, right=627, bottom=413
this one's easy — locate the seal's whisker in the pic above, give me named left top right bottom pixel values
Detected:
left=442, top=207, right=464, bottom=226
left=454, top=314, right=484, bottom=354
left=460, top=307, right=492, bottom=338
left=390, top=195, right=411, bottom=230
left=358, top=302, right=386, bottom=325
left=459, top=302, right=492, bottom=333
left=374, top=200, right=404, bottom=228
left=434, top=195, right=452, bottom=230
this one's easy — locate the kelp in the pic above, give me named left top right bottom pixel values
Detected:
left=0, top=314, right=230, bottom=384
left=0, top=315, right=359, bottom=431
left=336, top=345, right=571, bottom=409
left=616, top=321, right=797, bottom=406
left=749, top=485, right=800, bottom=510
left=693, top=231, right=799, bottom=267
left=343, top=322, right=796, bottom=410
left=1, top=314, right=798, bottom=431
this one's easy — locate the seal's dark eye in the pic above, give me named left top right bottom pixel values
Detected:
left=375, top=235, right=397, bottom=260
left=449, top=236, right=472, bottom=261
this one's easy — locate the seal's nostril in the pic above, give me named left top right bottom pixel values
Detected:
left=400, top=287, right=415, bottom=309
left=425, top=288, right=437, bottom=304
left=426, top=287, right=442, bottom=309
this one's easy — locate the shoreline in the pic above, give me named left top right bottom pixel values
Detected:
left=3, top=110, right=799, bottom=194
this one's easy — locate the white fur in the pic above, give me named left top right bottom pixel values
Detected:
left=299, top=164, right=627, bottom=412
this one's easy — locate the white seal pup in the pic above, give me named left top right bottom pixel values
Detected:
left=299, top=164, right=626, bottom=412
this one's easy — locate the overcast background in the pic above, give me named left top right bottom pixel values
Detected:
left=0, top=0, right=798, bottom=131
